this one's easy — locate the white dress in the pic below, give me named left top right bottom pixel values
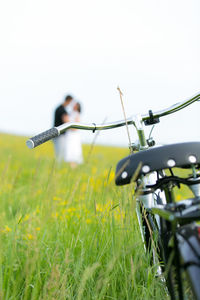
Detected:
left=64, top=111, right=83, bottom=164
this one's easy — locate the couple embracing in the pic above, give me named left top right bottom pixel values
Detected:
left=53, top=95, right=83, bottom=167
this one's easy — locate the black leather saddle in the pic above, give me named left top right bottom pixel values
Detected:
left=115, top=142, right=200, bottom=186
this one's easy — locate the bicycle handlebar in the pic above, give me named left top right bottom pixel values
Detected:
left=26, top=92, right=200, bottom=149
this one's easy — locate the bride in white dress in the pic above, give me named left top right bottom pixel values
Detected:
left=64, top=102, right=83, bottom=167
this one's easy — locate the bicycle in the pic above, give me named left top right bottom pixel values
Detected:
left=26, top=92, right=200, bottom=299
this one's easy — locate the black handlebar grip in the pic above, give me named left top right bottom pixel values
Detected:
left=26, top=127, right=59, bottom=149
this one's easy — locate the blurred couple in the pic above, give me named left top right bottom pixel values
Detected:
left=53, top=95, right=83, bottom=168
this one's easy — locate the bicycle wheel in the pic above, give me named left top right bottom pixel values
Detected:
left=159, top=216, right=176, bottom=298
left=176, top=223, right=200, bottom=300
left=137, top=201, right=163, bottom=269
left=163, top=223, right=200, bottom=300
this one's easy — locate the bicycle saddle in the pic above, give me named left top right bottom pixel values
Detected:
left=115, top=142, right=200, bottom=186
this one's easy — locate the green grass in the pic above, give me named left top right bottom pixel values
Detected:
left=0, top=132, right=193, bottom=299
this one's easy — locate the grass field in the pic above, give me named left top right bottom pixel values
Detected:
left=0, top=133, right=193, bottom=299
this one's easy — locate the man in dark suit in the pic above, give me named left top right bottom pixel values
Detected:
left=53, top=95, right=73, bottom=161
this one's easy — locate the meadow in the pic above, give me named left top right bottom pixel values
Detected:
left=0, top=133, right=192, bottom=299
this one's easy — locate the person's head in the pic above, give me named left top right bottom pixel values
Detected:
left=63, top=95, right=73, bottom=106
left=74, top=102, right=81, bottom=113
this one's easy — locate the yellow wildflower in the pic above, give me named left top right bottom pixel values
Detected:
left=92, top=167, right=97, bottom=175
left=35, top=206, right=40, bottom=214
left=27, top=233, right=34, bottom=240
left=86, top=219, right=92, bottom=224
left=66, top=207, right=76, bottom=213
left=59, top=201, right=68, bottom=206
left=95, top=203, right=103, bottom=212
left=108, top=170, right=115, bottom=183
left=33, top=206, right=40, bottom=216
left=24, top=214, right=30, bottom=222
left=2, top=225, right=12, bottom=233
left=53, top=196, right=62, bottom=201
left=52, top=212, right=59, bottom=218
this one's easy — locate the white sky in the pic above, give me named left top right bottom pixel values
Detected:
left=0, top=0, right=199, bottom=146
